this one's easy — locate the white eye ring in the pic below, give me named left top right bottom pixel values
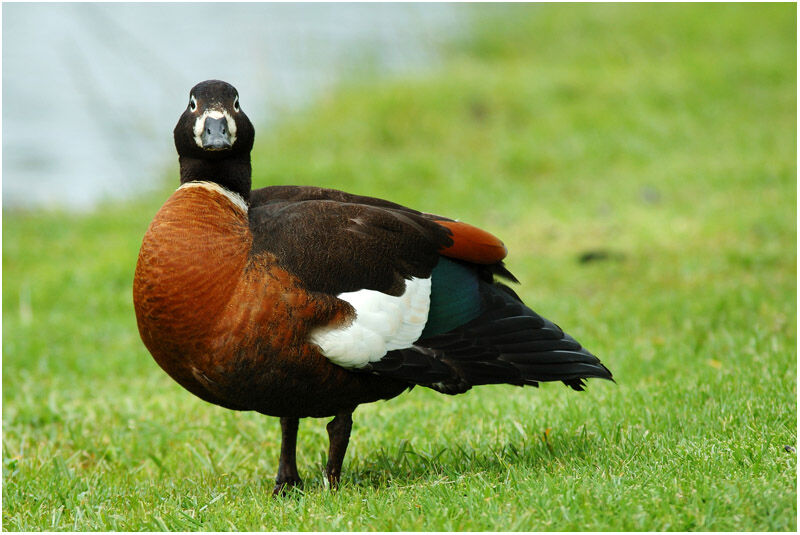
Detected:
left=233, top=96, right=240, bottom=112
left=189, top=95, right=197, bottom=112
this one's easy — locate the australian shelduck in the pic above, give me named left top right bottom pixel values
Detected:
left=133, top=79, right=613, bottom=495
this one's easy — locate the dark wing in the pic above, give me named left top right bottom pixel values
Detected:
left=250, top=184, right=612, bottom=392
left=248, top=187, right=452, bottom=295
left=250, top=184, right=515, bottom=288
left=250, top=185, right=425, bottom=214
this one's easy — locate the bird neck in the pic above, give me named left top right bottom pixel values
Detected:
left=178, top=156, right=252, bottom=202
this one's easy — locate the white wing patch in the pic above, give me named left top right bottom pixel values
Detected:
left=310, top=277, right=432, bottom=368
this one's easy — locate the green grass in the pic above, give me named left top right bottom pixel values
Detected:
left=3, top=3, right=796, bottom=531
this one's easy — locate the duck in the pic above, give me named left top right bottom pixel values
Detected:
left=133, top=79, right=613, bottom=495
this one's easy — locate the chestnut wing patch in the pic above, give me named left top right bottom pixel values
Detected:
left=435, top=220, right=508, bottom=265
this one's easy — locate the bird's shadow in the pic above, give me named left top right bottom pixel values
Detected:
left=285, top=427, right=599, bottom=494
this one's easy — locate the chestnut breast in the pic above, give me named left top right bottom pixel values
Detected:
left=133, top=183, right=408, bottom=417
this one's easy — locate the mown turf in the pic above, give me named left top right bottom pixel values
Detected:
left=3, top=3, right=796, bottom=531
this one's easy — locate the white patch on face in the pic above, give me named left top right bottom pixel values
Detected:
left=310, top=277, right=432, bottom=368
left=192, top=108, right=238, bottom=149
left=178, top=181, right=248, bottom=213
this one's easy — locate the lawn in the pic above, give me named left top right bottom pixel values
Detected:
left=2, top=4, right=796, bottom=531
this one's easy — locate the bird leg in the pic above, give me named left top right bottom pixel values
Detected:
left=325, top=411, right=353, bottom=490
left=273, top=417, right=302, bottom=496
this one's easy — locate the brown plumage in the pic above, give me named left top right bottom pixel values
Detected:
left=134, top=184, right=408, bottom=417
left=133, top=80, right=613, bottom=495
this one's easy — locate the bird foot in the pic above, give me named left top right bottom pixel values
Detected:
left=325, top=470, right=341, bottom=491
left=272, top=477, right=303, bottom=497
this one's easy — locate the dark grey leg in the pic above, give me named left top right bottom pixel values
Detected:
left=325, top=411, right=354, bottom=490
left=273, top=417, right=302, bottom=496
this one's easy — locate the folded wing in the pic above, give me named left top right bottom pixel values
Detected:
left=249, top=185, right=612, bottom=391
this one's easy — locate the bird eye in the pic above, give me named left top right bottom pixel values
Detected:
left=189, top=95, right=197, bottom=112
left=233, top=96, right=240, bottom=112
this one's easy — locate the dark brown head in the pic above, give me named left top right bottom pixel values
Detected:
left=174, top=80, right=255, bottom=199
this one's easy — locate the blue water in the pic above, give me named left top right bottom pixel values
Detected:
left=2, top=3, right=463, bottom=210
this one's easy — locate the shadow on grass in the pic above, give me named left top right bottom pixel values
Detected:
left=275, top=427, right=601, bottom=494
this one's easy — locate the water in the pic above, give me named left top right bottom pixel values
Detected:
left=2, top=3, right=463, bottom=210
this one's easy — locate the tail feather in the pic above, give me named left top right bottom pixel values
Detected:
left=468, top=315, right=546, bottom=334
left=420, top=279, right=612, bottom=393
left=363, top=271, right=613, bottom=395
left=514, top=361, right=612, bottom=380
left=500, top=338, right=582, bottom=354
left=455, top=360, right=521, bottom=385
